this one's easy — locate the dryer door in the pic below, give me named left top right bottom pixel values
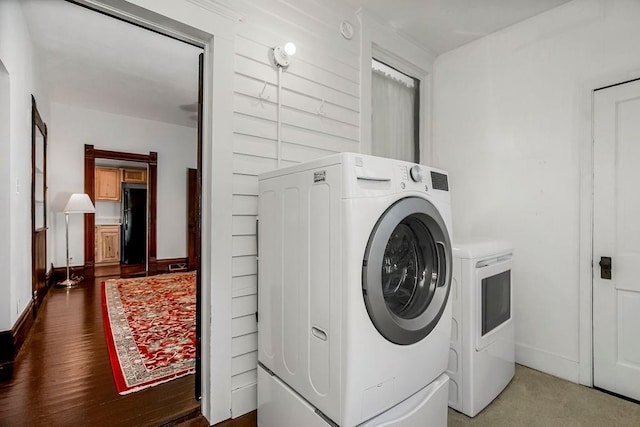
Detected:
left=362, top=197, right=452, bottom=345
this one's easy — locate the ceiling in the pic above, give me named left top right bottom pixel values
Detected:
left=20, top=1, right=573, bottom=127
left=345, top=0, right=574, bottom=54
left=21, top=0, right=202, bottom=128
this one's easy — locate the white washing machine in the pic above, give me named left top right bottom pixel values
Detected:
left=447, top=239, right=515, bottom=417
left=257, top=153, right=453, bottom=426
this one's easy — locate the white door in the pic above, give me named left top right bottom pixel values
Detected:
left=593, top=78, right=640, bottom=400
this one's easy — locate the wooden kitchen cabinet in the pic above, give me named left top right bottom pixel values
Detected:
left=95, top=167, right=121, bottom=201
left=95, top=225, right=120, bottom=264
left=122, top=168, right=147, bottom=183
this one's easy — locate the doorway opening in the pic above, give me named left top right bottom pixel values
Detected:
left=16, top=0, right=206, bottom=422
left=85, top=150, right=157, bottom=278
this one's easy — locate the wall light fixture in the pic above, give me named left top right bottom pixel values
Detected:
left=273, top=42, right=296, bottom=67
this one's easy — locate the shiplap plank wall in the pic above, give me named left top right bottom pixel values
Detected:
left=229, top=0, right=361, bottom=417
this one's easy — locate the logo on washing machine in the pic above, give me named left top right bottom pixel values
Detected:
left=314, top=170, right=326, bottom=183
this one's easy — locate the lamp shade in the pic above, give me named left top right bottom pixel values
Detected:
left=64, top=193, right=96, bottom=214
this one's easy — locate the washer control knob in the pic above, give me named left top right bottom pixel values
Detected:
left=409, top=166, right=423, bottom=182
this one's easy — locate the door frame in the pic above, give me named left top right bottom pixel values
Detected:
left=71, top=1, right=236, bottom=424
left=31, top=95, right=47, bottom=308
left=579, top=73, right=640, bottom=387
left=187, top=167, right=198, bottom=271
left=84, top=145, right=158, bottom=278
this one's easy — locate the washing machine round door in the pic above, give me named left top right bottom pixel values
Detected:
left=362, top=197, right=452, bottom=345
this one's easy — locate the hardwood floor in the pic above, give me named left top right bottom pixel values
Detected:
left=212, top=411, right=256, bottom=427
left=0, top=277, right=200, bottom=426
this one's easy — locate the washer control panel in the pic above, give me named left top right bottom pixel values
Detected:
left=398, top=164, right=430, bottom=192
left=399, top=165, right=409, bottom=181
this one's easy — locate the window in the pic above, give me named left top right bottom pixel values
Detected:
left=371, top=58, right=420, bottom=162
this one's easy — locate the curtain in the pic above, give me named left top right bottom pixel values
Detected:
left=371, top=68, right=416, bottom=162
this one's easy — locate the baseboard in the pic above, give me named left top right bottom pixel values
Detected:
left=231, top=383, right=257, bottom=419
left=0, top=300, right=36, bottom=381
left=515, top=342, right=580, bottom=383
left=34, top=267, right=54, bottom=309
left=0, top=330, right=14, bottom=381
left=53, top=259, right=190, bottom=280
left=12, top=300, right=35, bottom=357
left=45, top=267, right=53, bottom=289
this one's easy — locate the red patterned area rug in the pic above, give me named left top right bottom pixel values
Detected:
left=102, top=271, right=196, bottom=395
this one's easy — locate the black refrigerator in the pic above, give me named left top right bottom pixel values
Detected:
left=121, top=183, right=147, bottom=265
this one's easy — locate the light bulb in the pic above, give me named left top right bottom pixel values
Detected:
left=284, top=42, right=296, bottom=56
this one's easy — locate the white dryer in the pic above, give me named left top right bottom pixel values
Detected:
left=257, top=153, right=453, bottom=426
left=447, top=239, right=515, bottom=417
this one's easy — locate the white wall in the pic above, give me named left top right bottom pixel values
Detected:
left=432, top=0, right=640, bottom=383
left=0, top=58, right=10, bottom=332
left=0, top=0, right=42, bottom=331
left=48, top=102, right=197, bottom=266
left=227, top=0, right=363, bottom=415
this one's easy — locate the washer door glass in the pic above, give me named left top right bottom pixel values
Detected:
left=363, top=197, right=452, bottom=345
left=383, top=217, right=437, bottom=319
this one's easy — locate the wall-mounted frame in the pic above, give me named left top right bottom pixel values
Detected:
left=83, top=144, right=158, bottom=279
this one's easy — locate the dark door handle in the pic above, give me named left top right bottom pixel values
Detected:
left=599, top=256, right=612, bottom=280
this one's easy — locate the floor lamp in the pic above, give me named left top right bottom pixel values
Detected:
left=57, top=193, right=96, bottom=288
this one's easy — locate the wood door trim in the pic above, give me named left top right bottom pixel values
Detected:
left=84, top=145, right=96, bottom=279
left=195, top=51, right=203, bottom=400
left=187, top=168, right=197, bottom=271
left=147, top=152, right=158, bottom=275
left=84, top=144, right=158, bottom=279
left=31, top=95, right=47, bottom=308
left=93, top=148, right=151, bottom=163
